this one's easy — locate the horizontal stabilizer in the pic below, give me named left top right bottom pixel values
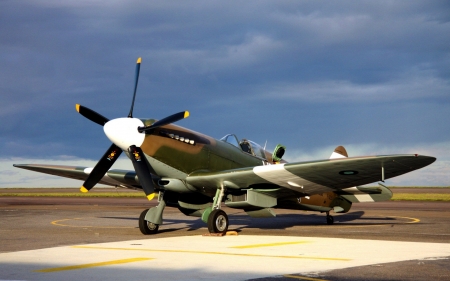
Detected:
left=329, top=145, right=348, bottom=159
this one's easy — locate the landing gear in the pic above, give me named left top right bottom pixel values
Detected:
left=326, top=212, right=334, bottom=225
left=203, top=185, right=230, bottom=234
left=139, top=209, right=159, bottom=234
left=207, top=209, right=229, bottom=234
left=138, top=191, right=166, bottom=235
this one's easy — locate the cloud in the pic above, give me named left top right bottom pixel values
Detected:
left=0, top=1, right=449, bottom=187
left=256, top=73, right=450, bottom=103
left=148, top=34, right=284, bottom=76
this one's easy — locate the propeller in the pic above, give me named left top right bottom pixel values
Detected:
left=128, top=145, right=156, bottom=200
left=128, top=57, right=141, bottom=118
left=75, top=104, right=109, bottom=126
left=138, top=111, right=189, bottom=133
left=80, top=143, right=122, bottom=192
left=76, top=57, right=189, bottom=200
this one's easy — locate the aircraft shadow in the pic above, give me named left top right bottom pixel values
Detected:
left=100, top=210, right=401, bottom=232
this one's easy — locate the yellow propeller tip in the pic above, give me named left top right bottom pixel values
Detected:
left=137, top=57, right=142, bottom=64
left=80, top=186, right=89, bottom=193
left=146, top=193, right=156, bottom=201
left=184, top=111, right=190, bottom=118
left=75, top=104, right=80, bottom=113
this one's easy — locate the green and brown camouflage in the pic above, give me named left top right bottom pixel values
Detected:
left=12, top=58, right=437, bottom=234
left=14, top=122, right=432, bottom=218
left=14, top=116, right=435, bottom=233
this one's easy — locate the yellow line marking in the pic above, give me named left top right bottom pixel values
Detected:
left=72, top=245, right=351, bottom=261
left=51, top=215, right=419, bottom=230
left=388, top=216, right=420, bottom=223
left=284, top=274, right=329, bottom=281
left=230, top=241, right=310, bottom=249
left=34, top=257, right=151, bottom=273
left=296, top=215, right=420, bottom=229
left=51, top=218, right=134, bottom=229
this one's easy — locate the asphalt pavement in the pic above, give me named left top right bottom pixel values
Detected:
left=0, top=190, right=449, bottom=280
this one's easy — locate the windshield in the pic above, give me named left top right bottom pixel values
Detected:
left=221, top=134, right=267, bottom=160
left=247, top=140, right=266, bottom=159
left=239, top=139, right=267, bottom=159
left=220, top=134, right=240, bottom=148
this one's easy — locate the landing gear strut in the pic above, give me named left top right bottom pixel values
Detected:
left=139, top=191, right=166, bottom=235
left=326, top=212, right=334, bottom=225
left=205, top=186, right=229, bottom=234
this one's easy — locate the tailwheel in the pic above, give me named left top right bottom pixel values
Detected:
left=326, top=212, right=334, bottom=225
left=139, top=209, right=159, bottom=235
left=207, top=209, right=229, bottom=234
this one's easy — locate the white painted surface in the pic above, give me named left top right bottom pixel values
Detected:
left=354, top=194, right=376, bottom=202
left=253, top=164, right=332, bottom=194
left=0, top=235, right=449, bottom=281
left=253, top=164, right=306, bottom=190
left=83, top=167, right=93, bottom=174
left=329, top=151, right=346, bottom=159
left=104, top=118, right=145, bottom=151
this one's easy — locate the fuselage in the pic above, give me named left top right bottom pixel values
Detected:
left=138, top=120, right=271, bottom=179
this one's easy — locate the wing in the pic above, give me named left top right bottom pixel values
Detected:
left=186, top=154, right=436, bottom=196
left=13, top=164, right=141, bottom=189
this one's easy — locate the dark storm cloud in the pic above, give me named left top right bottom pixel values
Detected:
left=0, top=0, right=449, bottom=166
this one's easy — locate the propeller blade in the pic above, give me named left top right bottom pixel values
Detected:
left=76, top=104, right=109, bottom=126
left=138, top=111, right=190, bottom=133
left=128, top=57, right=142, bottom=118
left=128, top=145, right=156, bottom=200
left=80, top=144, right=122, bottom=192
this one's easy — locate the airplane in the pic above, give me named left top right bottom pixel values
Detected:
left=14, top=58, right=436, bottom=235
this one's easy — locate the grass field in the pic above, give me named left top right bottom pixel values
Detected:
left=389, top=186, right=450, bottom=189
left=0, top=192, right=143, bottom=198
left=391, top=193, right=450, bottom=201
left=1, top=187, right=449, bottom=201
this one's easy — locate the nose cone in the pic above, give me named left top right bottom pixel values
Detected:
left=104, top=118, right=145, bottom=151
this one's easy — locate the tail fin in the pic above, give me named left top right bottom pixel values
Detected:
left=329, top=146, right=348, bottom=159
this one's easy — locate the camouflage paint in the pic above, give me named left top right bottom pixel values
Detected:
left=139, top=121, right=265, bottom=177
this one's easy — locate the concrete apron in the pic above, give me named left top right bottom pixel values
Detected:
left=1, top=235, right=450, bottom=281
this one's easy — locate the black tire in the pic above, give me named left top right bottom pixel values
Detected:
left=207, top=209, right=229, bottom=234
left=326, top=215, right=334, bottom=225
left=139, top=209, right=159, bottom=235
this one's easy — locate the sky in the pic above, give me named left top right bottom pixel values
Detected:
left=1, top=0, right=449, bottom=187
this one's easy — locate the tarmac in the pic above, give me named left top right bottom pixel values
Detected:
left=1, top=188, right=449, bottom=281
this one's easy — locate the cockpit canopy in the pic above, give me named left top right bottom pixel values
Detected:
left=220, top=134, right=267, bottom=159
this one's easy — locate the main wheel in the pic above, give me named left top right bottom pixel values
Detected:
left=139, top=209, right=159, bottom=235
left=326, top=214, right=334, bottom=225
left=207, top=209, right=229, bottom=234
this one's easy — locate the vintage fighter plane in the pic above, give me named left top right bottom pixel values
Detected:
left=14, top=58, right=436, bottom=235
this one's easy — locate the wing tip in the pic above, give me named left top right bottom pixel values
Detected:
left=13, top=164, right=31, bottom=169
